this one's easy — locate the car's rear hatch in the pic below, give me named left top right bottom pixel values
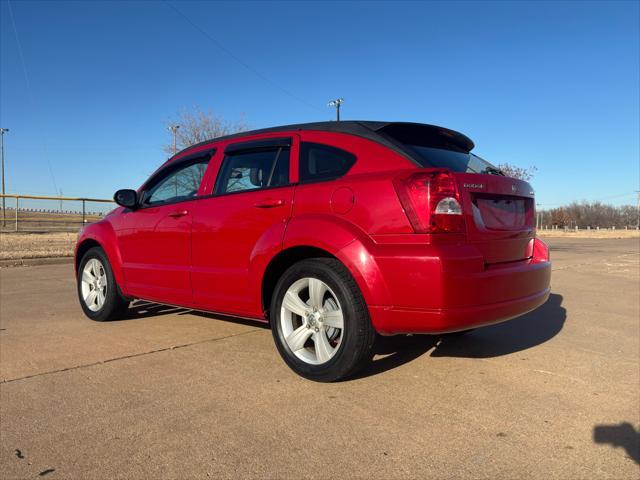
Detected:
left=372, top=122, right=536, bottom=264
left=455, top=173, right=535, bottom=264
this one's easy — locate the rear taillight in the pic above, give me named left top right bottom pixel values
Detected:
left=393, top=170, right=465, bottom=233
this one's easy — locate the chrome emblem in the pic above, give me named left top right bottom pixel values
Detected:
left=463, top=183, right=484, bottom=189
left=511, top=185, right=517, bottom=193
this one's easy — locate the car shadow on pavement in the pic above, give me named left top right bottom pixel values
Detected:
left=352, top=335, right=440, bottom=379
left=118, top=301, right=193, bottom=320
left=593, top=422, right=640, bottom=465
left=121, top=295, right=565, bottom=380
left=117, top=300, right=269, bottom=329
left=431, top=293, right=566, bottom=358
left=178, top=309, right=271, bottom=330
left=352, top=293, right=566, bottom=380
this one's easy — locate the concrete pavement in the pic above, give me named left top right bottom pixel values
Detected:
left=1, top=238, right=638, bottom=479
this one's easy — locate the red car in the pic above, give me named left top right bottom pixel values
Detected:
left=75, top=121, right=551, bottom=381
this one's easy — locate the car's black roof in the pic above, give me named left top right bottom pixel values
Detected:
left=173, top=121, right=475, bottom=162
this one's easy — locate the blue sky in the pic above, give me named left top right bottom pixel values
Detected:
left=1, top=0, right=638, bottom=208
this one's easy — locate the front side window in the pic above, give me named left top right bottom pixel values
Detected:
left=300, top=142, right=356, bottom=183
left=144, top=159, right=209, bottom=205
left=215, top=148, right=290, bottom=194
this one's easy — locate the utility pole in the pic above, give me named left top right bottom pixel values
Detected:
left=169, top=125, right=180, bottom=154
left=0, top=128, right=8, bottom=228
left=636, top=191, right=640, bottom=230
left=536, top=203, right=541, bottom=230
left=328, top=98, right=344, bottom=121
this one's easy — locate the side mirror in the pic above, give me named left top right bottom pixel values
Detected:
left=114, top=189, right=138, bottom=209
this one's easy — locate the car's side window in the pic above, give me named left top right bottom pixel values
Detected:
left=215, top=147, right=290, bottom=195
left=299, top=142, right=356, bottom=183
left=143, top=159, right=209, bottom=206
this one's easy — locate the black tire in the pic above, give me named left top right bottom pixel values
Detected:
left=77, top=247, right=128, bottom=321
left=270, top=258, right=376, bottom=382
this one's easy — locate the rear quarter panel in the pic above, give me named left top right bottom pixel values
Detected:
left=282, top=131, right=419, bottom=308
left=282, top=214, right=393, bottom=308
left=294, top=131, right=415, bottom=235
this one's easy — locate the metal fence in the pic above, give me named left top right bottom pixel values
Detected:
left=1, top=193, right=636, bottom=234
left=538, top=225, right=639, bottom=232
left=0, top=194, right=115, bottom=232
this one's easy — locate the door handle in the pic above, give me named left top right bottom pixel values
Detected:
left=254, top=199, right=285, bottom=208
left=168, top=210, right=189, bottom=218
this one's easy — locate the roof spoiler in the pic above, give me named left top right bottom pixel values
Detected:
left=365, top=122, right=475, bottom=153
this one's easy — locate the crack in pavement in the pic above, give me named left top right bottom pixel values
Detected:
left=0, top=328, right=264, bottom=385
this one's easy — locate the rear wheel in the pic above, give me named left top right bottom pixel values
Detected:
left=270, top=258, right=376, bottom=382
left=77, top=247, right=128, bottom=321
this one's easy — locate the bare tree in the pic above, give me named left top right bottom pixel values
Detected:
left=542, top=202, right=637, bottom=229
left=497, top=163, right=538, bottom=181
left=164, top=107, right=249, bottom=155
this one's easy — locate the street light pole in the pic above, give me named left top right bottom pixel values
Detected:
left=0, top=128, right=8, bottom=228
left=636, top=191, right=640, bottom=230
left=169, top=125, right=180, bottom=154
left=328, top=98, right=344, bottom=121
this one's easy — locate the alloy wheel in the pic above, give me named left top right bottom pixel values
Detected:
left=81, top=258, right=108, bottom=312
left=280, top=277, right=345, bottom=365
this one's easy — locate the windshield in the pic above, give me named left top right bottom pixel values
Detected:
left=406, top=145, right=503, bottom=175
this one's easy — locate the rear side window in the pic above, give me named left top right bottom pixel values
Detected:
left=300, top=143, right=356, bottom=183
left=215, top=148, right=290, bottom=194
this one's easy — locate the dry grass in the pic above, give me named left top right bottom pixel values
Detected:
left=0, top=232, right=77, bottom=260
left=1, top=228, right=638, bottom=262
left=537, top=229, right=640, bottom=239
left=0, top=210, right=104, bottom=232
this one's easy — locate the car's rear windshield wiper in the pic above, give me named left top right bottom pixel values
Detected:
left=482, top=167, right=504, bottom=176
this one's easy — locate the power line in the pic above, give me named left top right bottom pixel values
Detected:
left=164, top=1, right=324, bottom=115
left=7, top=0, right=58, bottom=195
left=591, top=192, right=637, bottom=201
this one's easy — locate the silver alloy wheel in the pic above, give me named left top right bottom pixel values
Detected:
left=280, top=277, right=344, bottom=365
left=81, top=258, right=108, bottom=312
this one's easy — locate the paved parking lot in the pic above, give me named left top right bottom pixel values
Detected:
left=1, top=237, right=638, bottom=479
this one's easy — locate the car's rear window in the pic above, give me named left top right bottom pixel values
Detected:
left=405, top=145, right=501, bottom=175
left=376, top=124, right=502, bottom=174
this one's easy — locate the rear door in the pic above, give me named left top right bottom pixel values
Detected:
left=190, top=136, right=297, bottom=316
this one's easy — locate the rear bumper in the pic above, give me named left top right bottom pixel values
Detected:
left=370, top=286, right=550, bottom=334
left=363, top=237, right=552, bottom=335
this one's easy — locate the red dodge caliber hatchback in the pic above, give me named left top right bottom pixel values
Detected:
left=75, top=121, right=551, bottom=381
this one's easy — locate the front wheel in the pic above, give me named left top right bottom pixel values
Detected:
left=77, top=247, right=128, bottom=321
left=270, top=258, right=376, bottom=382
